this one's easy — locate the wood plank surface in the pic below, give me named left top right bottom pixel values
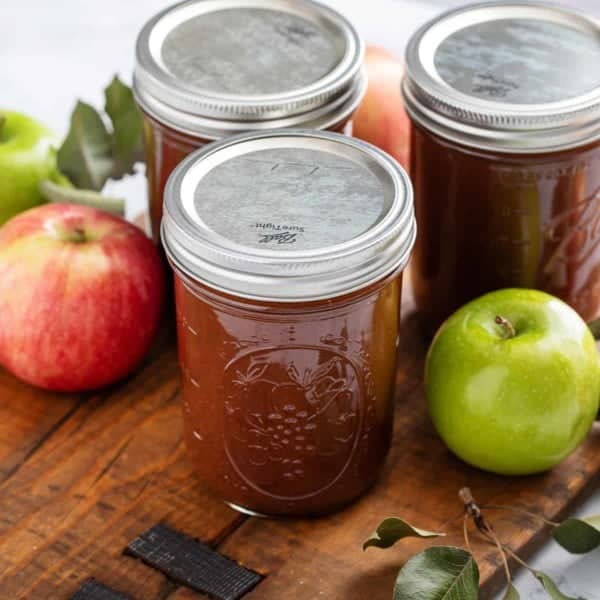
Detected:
left=0, top=340, right=240, bottom=599
left=0, top=371, right=80, bottom=484
left=0, top=286, right=598, bottom=600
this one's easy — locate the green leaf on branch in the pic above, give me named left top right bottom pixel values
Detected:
left=104, top=75, right=144, bottom=178
left=56, top=77, right=144, bottom=201
left=40, top=180, right=125, bottom=216
left=503, top=582, right=520, bottom=599
left=552, top=516, right=600, bottom=554
left=393, top=546, right=479, bottom=600
left=534, top=572, right=583, bottom=600
left=363, top=518, right=444, bottom=550
left=57, top=101, right=113, bottom=191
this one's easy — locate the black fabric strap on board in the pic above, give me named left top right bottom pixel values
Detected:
left=71, top=579, right=132, bottom=600
left=125, top=523, right=262, bottom=600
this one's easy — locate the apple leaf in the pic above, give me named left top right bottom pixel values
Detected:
left=552, top=516, right=600, bottom=554
left=40, top=180, right=125, bottom=216
left=363, top=518, right=445, bottom=550
left=55, top=77, right=144, bottom=206
left=104, top=75, right=144, bottom=178
left=533, top=572, right=584, bottom=600
left=58, top=101, right=113, bottom=191
left=393, top=546, right=479, bottom=600
left=503, top=582, right=520, bottom=599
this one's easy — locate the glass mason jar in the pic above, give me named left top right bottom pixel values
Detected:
left=403, top=2, right=600, bottom=333
left=162, top=130, right=416, bottom=516
left=133, top=0, right=367, bottom=243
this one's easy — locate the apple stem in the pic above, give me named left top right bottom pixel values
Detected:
left=588, top=318, right=600, bottom=341
left=47, top=221, right=88, bottom=243
left=69, top=228, right=87, bottom=243
left=495, top=315, right=516, bottom=339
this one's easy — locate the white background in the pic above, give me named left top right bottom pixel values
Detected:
left=3, top=0, right=600, bottom=598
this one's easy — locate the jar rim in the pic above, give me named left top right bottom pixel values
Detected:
left=133, top=0, right=365, bottom=136
left=162, top=130, right=416, bottom=302
left=134, top=70, right=367, bottom=139
left=403, top=1, right=600, bottom=153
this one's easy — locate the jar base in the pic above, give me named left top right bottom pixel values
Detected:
left=222, top=473, right=382, bottom=518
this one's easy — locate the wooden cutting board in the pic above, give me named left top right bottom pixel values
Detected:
left=0, top=281, right=598, bottom=600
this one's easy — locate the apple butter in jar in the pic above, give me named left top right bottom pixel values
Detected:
left=162, top=130, right=416, bottom=516
left=403, top=2, right=600, bottom=333
left=133, top=0, right=367, bottom=243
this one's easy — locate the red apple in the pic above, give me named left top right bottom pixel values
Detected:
left=353, top=46, right=411, bottom=171
left=0, top=203, right=164, bottom=392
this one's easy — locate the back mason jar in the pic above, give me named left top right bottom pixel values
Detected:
left=403, top=2, right=600, bottom=333
left=134, top=0, right=366, bottom=242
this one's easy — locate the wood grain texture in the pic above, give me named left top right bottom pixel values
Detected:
left=0, top=369, right=80, bottom=483
left=0, top=341, right=236, bottom=599
left=0, top=286, right=598, bottom=600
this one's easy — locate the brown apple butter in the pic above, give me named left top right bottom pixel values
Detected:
left=162, top=130, right=416, bottom=515
left=175, top=271, right=402, bottom=516
left=133, top=0, right=366, bottom=243
left=403, top=2, right=600, bottom=332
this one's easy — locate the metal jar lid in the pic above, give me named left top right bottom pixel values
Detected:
left=162, top=130, right=416, bottom=302
left=403, top=2, right=600, bottom=153
left=134, top=0, right=366, bottom=139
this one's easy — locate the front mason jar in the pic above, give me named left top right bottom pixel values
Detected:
left=161, top=130, right=416, bottom=516
left=133, top=0, right=367, bottom=243
left=174, top=271, right=402, bottom=516
left=403, top=2, right=600, bottom=333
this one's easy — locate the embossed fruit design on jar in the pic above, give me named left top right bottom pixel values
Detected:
left=224, top=350, right=362, bottom=499
left=133, top=0, right=366, bottom=243
left=403, top=2, right=600, bottom=332
left=162, top=130, right=416, bottom=516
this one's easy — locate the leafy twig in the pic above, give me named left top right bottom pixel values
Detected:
left=460, top=489, right=512, bottom=588
left=40, top=180, right=125, bottom=216
left=482, top=504, right=560, bottom=528
left=501, top=544, right=535, bottom=574
left=363, top=518, right=444, bottom=550
left=364, top=487, right=599, bottom=600
left=463, top=514, right=472, bottom=554
left=57, top=101, right=113, bottom=190
left=56, top=76, right=144, bottom=194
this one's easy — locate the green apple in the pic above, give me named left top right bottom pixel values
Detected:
left=0, top=110, right=62, bottom=225
left=425, top=289, right=600, bottom=475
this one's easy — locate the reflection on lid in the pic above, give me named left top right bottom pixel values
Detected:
left=435, top=18, right=600, bottom=104
left=194, top=148, right=385, bottom=251
left=162, top=8, right=342, bottom=96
